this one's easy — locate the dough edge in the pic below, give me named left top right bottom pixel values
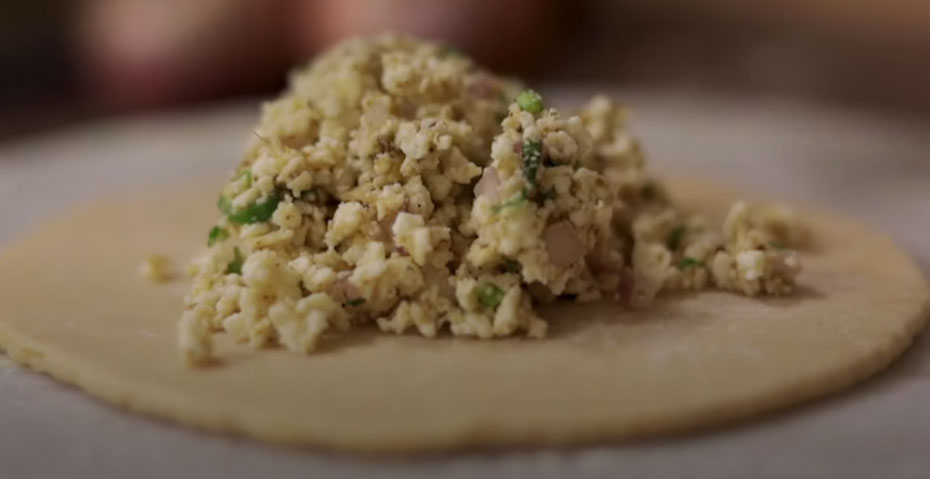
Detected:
left=0, top=176, right=927, bottom=454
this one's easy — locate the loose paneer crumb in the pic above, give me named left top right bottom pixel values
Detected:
left=140, top=254, right=174, bottom=282
left=179, top=34, right=808, bottom=364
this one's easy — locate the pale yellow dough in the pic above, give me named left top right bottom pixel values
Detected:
left=0, top=177, right=927, bottom=453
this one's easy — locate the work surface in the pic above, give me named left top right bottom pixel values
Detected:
left=1, top=89, right=928, bottom=478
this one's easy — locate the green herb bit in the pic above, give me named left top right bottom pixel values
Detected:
left=769, top=240, right=787, bottom=250
left=677, top=257, right=705, bottom=270
left=217, top=194, right=233, bottom=215
left=346, top=298, right=365, bottom=307
left=207, top=226, right=229, bottom=247
left=503, top=259, right=522, bottom=273
left=523, top=139, right=543, bottom=160
left=666, top=225, right=686, bottom=251
left=233, top=169, right=253, bottom=187
left=227, top=188, right=284, bottom=225
left=522, top=139, right=543, bottom=193
left=491, top=192, right=527, bottom=214
left=516, top=89, right=544, bottom=115
left=476, top=282, right=506, bottom=309
left=227, top=247, right=244, bottom=275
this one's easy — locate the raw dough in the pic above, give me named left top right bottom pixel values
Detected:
left=0, top=177, right=926, bottom=453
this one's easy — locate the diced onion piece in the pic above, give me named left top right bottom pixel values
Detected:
left=473, top=166, right=501, bottom=202
left=586, top=247, right=621, bottom=274
left=467, top=72, right=499, bottom=100
left=616, top=267, right=635, bottom=304
left=544, top=221, right=585, bottom=267
left=328, top=274, right=361, bottom=303
left=379, top=211, right=399, bottom=242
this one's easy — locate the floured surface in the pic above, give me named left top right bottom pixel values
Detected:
left=0, top=177, right=927, bottom=453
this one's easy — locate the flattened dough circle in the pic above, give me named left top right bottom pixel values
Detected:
left=0, top=178, right=927, bottom=453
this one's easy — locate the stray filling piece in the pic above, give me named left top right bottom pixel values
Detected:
left=178, top=35, right=808, bottom=364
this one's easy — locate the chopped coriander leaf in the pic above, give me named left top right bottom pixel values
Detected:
left=476, top=282, right=506, bottom=309
left=207, top=226, right=229, bottom=247
left=227, top=247, right=244, bottom=275
left=666, top=225, right=686, bottom=251
left=516, top=89, right=544, bottom=115
left=769, top=241, right=786, bottom=250
left=491, top=192, right=527, bottom=213
left=503, top=259, right=522, bottom=273
left=217, top=194, right=233, bottom=215
left=346, top=298, right=365, bottom=306
left=522, top=139, right=542, bottom=192
left=677, top=257, right=705, bottom=269
left=227, top=188, right=284, bottom=224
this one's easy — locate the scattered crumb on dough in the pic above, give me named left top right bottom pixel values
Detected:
left=139, top=254, right=174, bottom=283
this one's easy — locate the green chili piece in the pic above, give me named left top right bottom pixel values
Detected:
left=476, top=282, right=506, bottom=309
left=516, top=89, right=544, bottom=115
left=227, top=189, right=284, bottom=225
left=769, top=240, right=786, bottom=250
left=233, top=169, right=253, bottom=188
left=346, top=298, right=366, bottom=307
left=227, top=247, right=244, bottom=275
left=207, top=226, right=229, bottom=247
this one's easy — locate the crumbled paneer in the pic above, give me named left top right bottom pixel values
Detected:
left=140, top=254, right=174, bottom=282
left=179, top=35, right=807, bottom=364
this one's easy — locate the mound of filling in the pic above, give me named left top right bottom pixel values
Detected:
left=179, top=34, right=808, bottom=363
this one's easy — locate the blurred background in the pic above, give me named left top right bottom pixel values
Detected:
left=4, top=0, right=930, bottom=140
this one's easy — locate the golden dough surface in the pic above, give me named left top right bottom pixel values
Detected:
left=0, top=177, right=926, bottom=453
